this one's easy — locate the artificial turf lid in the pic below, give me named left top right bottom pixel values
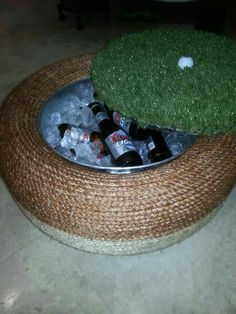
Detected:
left=91, top=29, right=236, bottom=135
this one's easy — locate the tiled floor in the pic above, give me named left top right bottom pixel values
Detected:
left=0, top=1, right=236, bottom=313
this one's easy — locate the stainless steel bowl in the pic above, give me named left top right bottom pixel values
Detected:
left=40, top=78, right=196, bottom=174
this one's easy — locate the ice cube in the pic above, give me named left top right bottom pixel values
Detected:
left=59, top=103, right=97, bottom=129
left=75, top=80, right=95, bottom=104
left=65, top=111, right=82, bottom=126
left=44, top=127, right=61, bottom=148
left=70, top=127, right=81, bottom=140
left=60, top=130, right=77, bottom=148
left=164, top=132, right=194, bottom=156
left=57, top=95, right=83, bottom=126
left=57, top=146, right=76, bottom=160
left=49, top=112, right=63, bottom=125
left=80, top=106, right=100, bottom=131
left=168, top=142, right=183, bottom=155
left=61, top=95, right=81, bottom=112
left=97, top=154, right=113, bottom=167
left=74, top=142, right=98, bottom=165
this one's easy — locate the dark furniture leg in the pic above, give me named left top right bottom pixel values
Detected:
left=57, top=3, right=67, bottom=21
left=76, top=15, right=84, bottom=30
left=104, top=0, right=110, bottom=22
left=57, top=0, right=110, bottom=30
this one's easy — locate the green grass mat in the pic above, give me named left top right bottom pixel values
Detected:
left=91, top=29, right=236, bottom=135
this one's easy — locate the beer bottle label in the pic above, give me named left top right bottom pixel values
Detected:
left=105, top=130, right=137, bottom=160
left=70, top=127, right=91, bottom=143
left=113, top=112, right=131, bottom=135
left=146, top=136, right=156, bottom=151
left=95, top=112, right=109, bottom=124
left=79, top=131, right=90, bottom=143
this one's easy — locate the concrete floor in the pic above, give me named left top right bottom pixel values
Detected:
left=0, top=1, right=236, bottom=313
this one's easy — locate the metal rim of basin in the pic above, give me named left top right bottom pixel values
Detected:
left=39, top=77, right=196, bottom=174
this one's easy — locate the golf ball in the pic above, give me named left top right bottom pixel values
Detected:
left=178, top=56, right=194, bottom=69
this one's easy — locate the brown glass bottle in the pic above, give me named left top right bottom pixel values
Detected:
left=88, top=102, right=142, bottom=167
left=147, top=129, right=172, bottom=162
left=58, top=123, right=108, bottom=159
left=111, top=111, right=172, bottom=162
left=58, top=123, right=101, bottom=143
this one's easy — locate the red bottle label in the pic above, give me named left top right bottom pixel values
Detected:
left=79, top=131, right=90, bottom=142
left=105, top=130, right=136, bottom=160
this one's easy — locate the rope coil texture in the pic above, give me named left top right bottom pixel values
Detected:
left=0, top=54, right=235, bottom=255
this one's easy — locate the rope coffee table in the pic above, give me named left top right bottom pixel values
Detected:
left=0, top=54, right=235, bottom=255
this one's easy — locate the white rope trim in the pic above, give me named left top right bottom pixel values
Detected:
left=19, top=203, right=221, bottom=255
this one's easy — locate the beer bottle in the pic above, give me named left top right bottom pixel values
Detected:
left=58, top=123, right=101, bottom=143
left=147, top=128, right=172, bottom=162
left=58, top=123, right=109, bottom=160
left=111, top=111, right=172, bottom=162
left=88, top=102, right=143, bottom=167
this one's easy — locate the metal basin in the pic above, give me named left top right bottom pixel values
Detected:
left=40, top=78, right=196, bottom=174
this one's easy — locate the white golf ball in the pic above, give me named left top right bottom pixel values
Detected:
left=178, top=56, right=194, bottom=69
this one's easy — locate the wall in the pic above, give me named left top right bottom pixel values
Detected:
left=0, top=0, right=58, bottom=44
